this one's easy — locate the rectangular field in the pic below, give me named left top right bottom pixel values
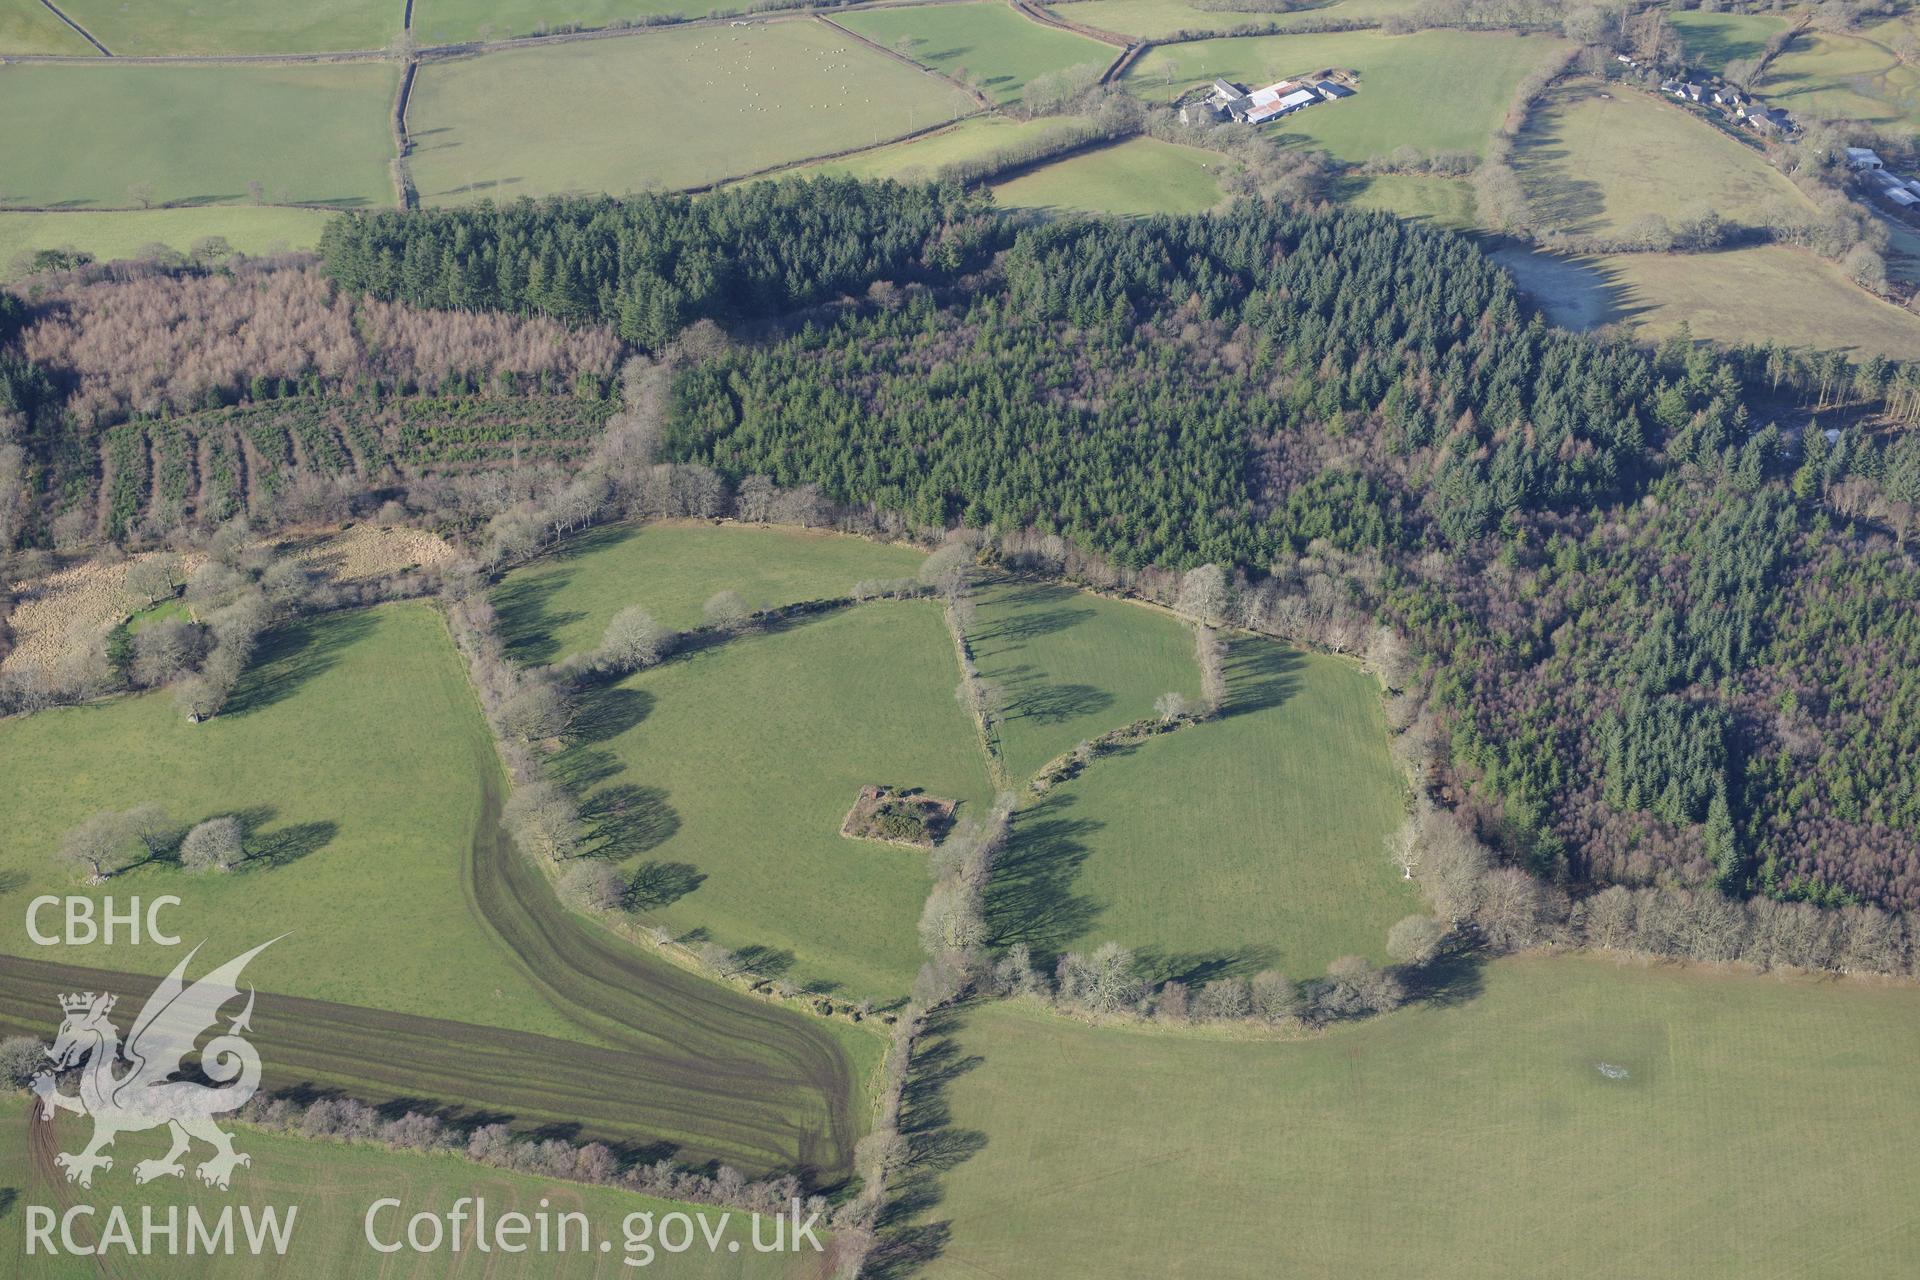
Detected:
left=988, top=135, right=1225, bottom=214
left=1126, top=29, right=1567, bottom=161
left=0, top=63, right=396, bottom=208
left=835, top=2, right=1116, bottom=105
left=0, top=207, right=332, bottom=277
left=991, top=635, right=1415, bottom=980
left=53, top=0, right=396, bottom=54
left=915, top=956, right=1920, bottom=1279
left=408, top=21, right=978, bottom=200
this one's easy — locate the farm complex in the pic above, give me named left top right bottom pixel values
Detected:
left=4, top=0, right=1920, bottom=1277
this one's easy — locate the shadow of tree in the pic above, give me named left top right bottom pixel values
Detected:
left=580, top=784, right=680, bottom=859
left=571, top=686, right=654, bottom=745
left=983, top=793, right=1102, bottom=972
left=1010, top=681, right=1113, bottom=725
left=629, top=860, right=706, bottom=910
left=223, top=610, right=376, bottom=717
left=734, top=945, right=795, bottom=979
left=550, top=747, right=623, bottom=792
left=493, top=572, right=584, bottom=666
left=1133, top=944, right=1278, bottom=988
left=1220, top=637, right=1302, bottom=719
left=869, top=1004, right=988, bottom=1278
left=243, top=821, right=338, bottom=870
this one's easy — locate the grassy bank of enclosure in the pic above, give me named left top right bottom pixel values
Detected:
left=0, top=63, right=396, bottom=209
left=991, top=636, right=1414, bottom=980
left=407, top=22, right=976, bottom=200
left=837, top=1, right=1115, bottom=105
left=988, top=136, right=1225, bottom=214
left=0, top=208, right=331, bottom=277
left=493, top=521, right=922, bottom=665
left=1669, top=9, right=1787, bottom=74
left=0, top=1112, right=810, bottom=1278
left=912, top=955, right=1920, bottom=1279
left=1125, top=29, right=1566, bottom=161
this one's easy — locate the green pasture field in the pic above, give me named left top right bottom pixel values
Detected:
left=914, top=955, right=1920, bottom=1279
left=492, top=521, right=923, bottom=665
left=51, top=0, right=395, bottom=55
left=1762, top=26, right=1920, bottom=129
left=990, top=636, right=1413, bottom=981
left=407, top=21, right=976, bottom=200
left=412, top=0, right=732, bottom=44
left=0, top=602, right=583, bottom=1042
left=1590, top=246, right=1920, bottom=360
left=0, top=1113, right=811, bottom=1279
left=1340, top=172, right=1476, bottom=229
left=988, top=135, right=1225, bottom=214
left=0, top=208, right=331, bottom=278
left=0, top=0, right=96, bottom=53
left=964, top=576, right=1199, bottom=784
left=1043, top=0, right=1421, bottom=41
left=559, top=601, right=996, bottom=1002
left=835, top=2, right=1116, bottom=105
left=1515, top=81, right=1809, bottom=239
left=1126, top=29, right=1568, bottom=161
left=1668, top=8, right=1787, bottom=73
left=0, top=63, right=396, bottom=209
left=784, top=114, right=1097, bottom=182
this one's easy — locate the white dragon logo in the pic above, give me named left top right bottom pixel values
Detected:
left=29, top=939, right=277, bottom=1191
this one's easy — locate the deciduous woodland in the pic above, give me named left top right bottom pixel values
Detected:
left=6, top=179, right=1920, bottom=921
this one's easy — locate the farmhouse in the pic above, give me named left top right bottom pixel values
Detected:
left=1846, top=147, right=1885, bottom=170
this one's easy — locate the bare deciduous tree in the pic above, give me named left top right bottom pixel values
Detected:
left=180, top=816, right=246, bottom=872
left=597, top=604, right=664, bottom=673
left=1385, top=915, right=1448, bottom=967
left=701, top=590, right=752, bottom=633
left=57, top=812, right=136, bottom=882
